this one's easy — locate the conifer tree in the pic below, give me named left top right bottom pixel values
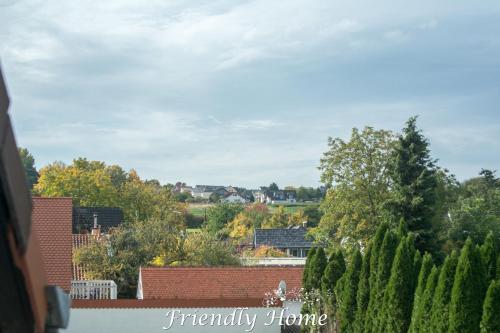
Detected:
left=413, top=250, right=423, bottom=287
left=309, top=247, right=327, bottom=290
left=303, top=247, right=317, bottom=291
left=449, top=238, right=486, bottom=333
left=388, top=117, right=439, bottom=254
left=430, top=251, right=458, bottom=333
left=338, top=249, right=362, bottom=333
left=353, top=245, right=372, bottom=333
left=321, top=249, right=346, bottom=294
left=321, top=248, right=346, bottom=329
left=480, top=232, right=497, bottom=283
left=480, top=280, right=500, bottom=333
left=408, top=253, right=433, bottom=333
left=378, top=236, right=416, bottom=333
left=365, top=229, right=399, bottom=333
left=411, top=265, right=440, bottom=333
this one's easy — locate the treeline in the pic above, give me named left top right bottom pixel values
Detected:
left=302, top=223, right=500, bottom=333
left=316, top=116, right=500, bottom=258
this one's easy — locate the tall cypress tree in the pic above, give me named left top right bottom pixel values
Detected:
left=480, top=232, right=497, bottom=283
left=321, top=248, right=346, bottom=325
left=480, top=280, right=500, bottom=333
left=309, top=247, right=327, bottom=290
left=389, top=116, right=438, bottom=254
left=411, top=265, right=440, bottom=333
left=378, top=236, right=416, bottom=333
left=408, top=253, right=433, bottom=333
left=338, top=249, right=363, bottom=333
left=365, top=229, right=399, bottom=333
left=430, top=251, right=459, bottom=333
left=354, top=245, right=372, bottom=333
left=449, top=238, right=486, bottom=333
left=303, top=247, right=317, bottom=291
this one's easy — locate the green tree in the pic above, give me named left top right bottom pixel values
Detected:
left=408, top=253, right=433, bottom=333
left=18, top=147, right=38, bottom=189
left=35, top=159, right=119, bottom=207
left=303, top=247, right=317, bottom=292
left=410, top=265, right=440, bottom=333
left=308, top=247, right=328, bottom=290
left=430, top=251, right=458, bottom=333
left=321, top=249, right=346, bottom=330
left=481, top=232, right=497, bottom=283
left=480, top=280, right=500, bottom=333
left=447, top=170, right=500, bottom=250
left=262, top=206, right=289, bottom=228
left=205, top=203, right=243, bottom=235
left=378, top=236, right=416, bottom=333
left=353, top=245, right=372, bottom=333
left=318, top=126, right=395, bottom=249
left=365, top=229, right=399, bottom=333
left=269, top=182, right=279, bottom=191
left=74, top=215, right=184, bottom=297
left=449, top=238, right=486, bottom=333
left=338, top=249, right=362, bottom=333
left=181, top=232, right=241, bottom=266
left=388, top=116, right=439, bottom=255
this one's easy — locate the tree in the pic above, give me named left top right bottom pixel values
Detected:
left=365, top=229, right=399, bottom=333
left=308, top=247, right=328, bottom=290
left=74, top=215, right=184, bottom=297
left=318, top=127, right=395, bottom=249
left=209, top=192, right=221, bottom=203
left=388, top=116, right=439, bottom=255
left=303, top=247, right=317, bottom=292
left=338, top=249, right=362, bottom=333
left=262, top=206, right=288, bottom=228
left=302, top=204, right=323, bottom=227
left=269, top=182, right=279, bottom=191
left=480, top=280, right=500, bottom=333
left=246, top=245, right=288, bottom=258
left=225, top=212, right=254, bottom=241
left=18, top=147, right=38, bottom=189
left=408, top=253, right=433, bottom=333
left=35, top=159, right=119, bottom=207
left=180, top=232, right=241, bottom=266
left=481, top=232, right=497, bottom=283
left=449, top=238, right=486, bottom=333
left=321, top=249, right=346, bottom=294
left=378, top=236, right=416, bottom=333
left=410, top=265, right=440, bottom=333
left=447, top=170, right=500, bottom=250
left=205, top=203, right=243, bottom=235
left=354, top=245, right=372, bottom=333
left=429, top=251, right=458, bottom=333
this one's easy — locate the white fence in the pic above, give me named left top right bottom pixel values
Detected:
left=241, top=257, right=306, bottom=266
left=71, top=280, right=118, bottom=300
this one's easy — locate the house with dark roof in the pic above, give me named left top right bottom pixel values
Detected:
left=136, top=266, right=304, bottom=301
left=72, top=207, right=124, bottom=233
left=254, top=226, right=313, bottom=258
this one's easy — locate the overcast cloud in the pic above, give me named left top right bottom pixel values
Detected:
left=1, top=0, right=499, bottom=187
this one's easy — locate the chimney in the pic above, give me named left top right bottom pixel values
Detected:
left=91, top=213, right=100, bottom=237
left=302, top=221, right=307, bottom=228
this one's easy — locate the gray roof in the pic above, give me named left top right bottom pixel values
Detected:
left=254, top=227, right=313, bottom=248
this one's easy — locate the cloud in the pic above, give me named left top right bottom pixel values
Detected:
left=2, top=0, right=500, bottom=186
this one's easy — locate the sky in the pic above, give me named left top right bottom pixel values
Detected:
left=1, top=0, right=499, bottom=188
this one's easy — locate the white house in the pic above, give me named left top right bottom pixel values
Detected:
left=222, top=193, right=246, bottom=204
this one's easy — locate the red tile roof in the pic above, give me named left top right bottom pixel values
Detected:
left=32, top=197, right=73, bottom=292
left=72, top=299, right=272, bottom=309
left=139, top=266, right=304, bottom=300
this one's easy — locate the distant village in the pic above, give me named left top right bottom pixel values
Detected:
left=172, top=182, right=326, bottom=204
